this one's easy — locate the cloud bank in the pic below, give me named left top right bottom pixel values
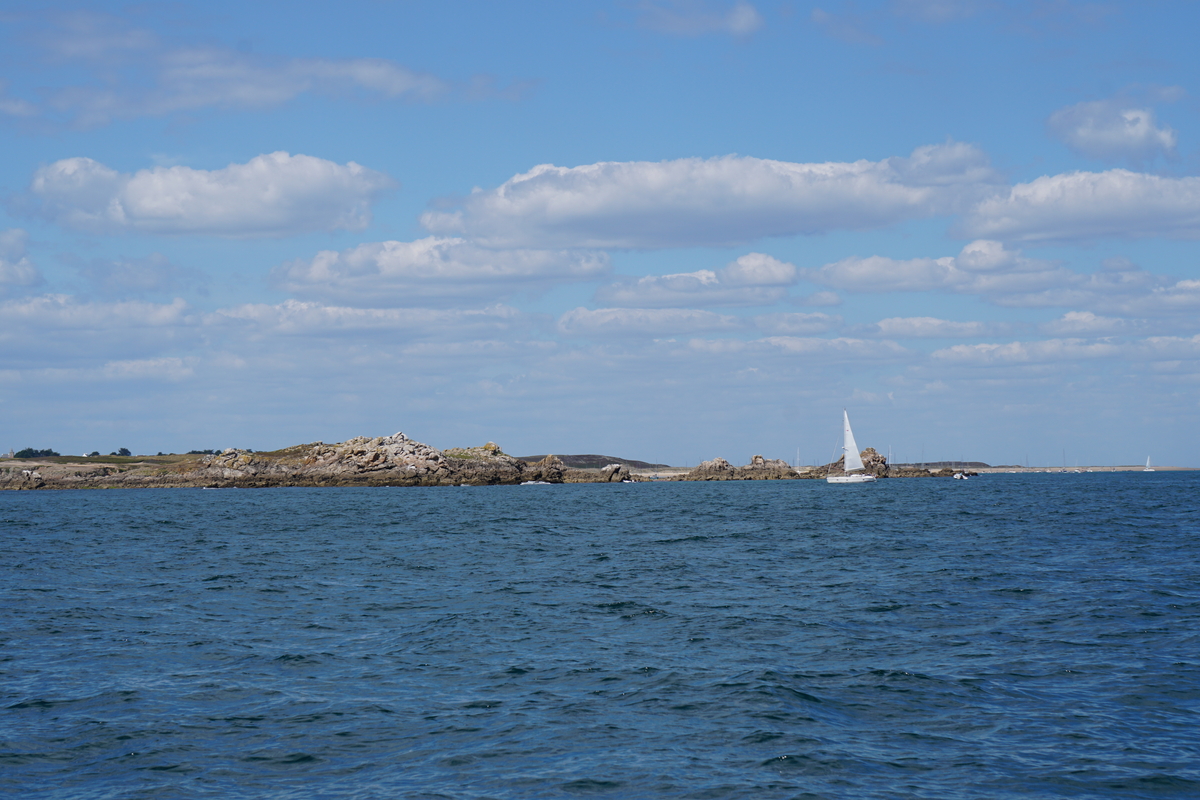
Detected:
left=595, top=253, right=797, bottom=307
left=1, top=12, right=453, bottom=127
left=273, top=237, right=610, bottom=306
left=28, top=152, right=394, bottom=237
left=962, top=170, right=1200, bottom=242
left=422, top=142, right=999, bottom=249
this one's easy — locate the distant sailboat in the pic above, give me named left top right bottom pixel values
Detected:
left=1144, top=457, right=1155, bottom=472
left=827, top=410, right=877, bottom=484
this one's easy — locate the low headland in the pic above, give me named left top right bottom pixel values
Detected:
left=0, top=434, right=1185, bottom=491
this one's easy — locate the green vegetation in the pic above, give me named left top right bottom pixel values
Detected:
left=15, top=448, right=60, bottom=458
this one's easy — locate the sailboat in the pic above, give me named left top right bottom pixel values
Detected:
left=1144, top=457, right=1155, bottom=472
left=827, top=410, right=877, bottom=484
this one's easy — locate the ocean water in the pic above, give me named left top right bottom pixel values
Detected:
left=2, top=474, right=1198, bottom=799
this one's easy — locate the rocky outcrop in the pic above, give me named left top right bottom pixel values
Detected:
left=0, top=433, right=638, bottom=490
left=522, top=455, right=567, bottom=483
left=561, top=462, right=638, bottom=483
left=679, top=455, right=800, bottom=481
left=822, top=446, right=890, bottom=479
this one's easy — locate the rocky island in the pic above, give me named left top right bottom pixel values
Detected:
left=673, top=448, right=963, bottom=480
left=0, top=433, right=637, bottom=490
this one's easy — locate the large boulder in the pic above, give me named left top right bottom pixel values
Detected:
left=823, top=447, right=889, bottom=478
left=523, top=455, right=566, bottom=483
left=681, top=456, right=799, bottom=481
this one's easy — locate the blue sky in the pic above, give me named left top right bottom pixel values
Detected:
left=2, top=0, right=1198, bottom=467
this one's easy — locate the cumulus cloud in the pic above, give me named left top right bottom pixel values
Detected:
left=931, top=338, right=1122, bottom=365
left=961, top=169, right=1200, bottom=242
left=636, top=1, right=764, bottom=36
left=557, top=307, right=741, bottom=337
left=595, top=253, right=797, bottom=307
left=273, top=237, right=609, bottom=306
left=864, top=317, right=1004, bottom=338
left=808, top=239, right=1075, bottom=298
left=1115, top=279, right=1200, bottom=317
left=421, top=142, right=1000, bottom=249
left=1039, top=311, right=1145, bottom=336
left=806, top=239, right=1197, bottom=313
left=0, top=229, right=42, bottom=290
left=214, top=300, right=529, bottom=338
left=930, top=334, right=1200, bottom=367
left=28, top=152, right=393, bottom=237
left=0, top=294, right=193, bottom=329
left=1048, top=98, right=1178, bottom=165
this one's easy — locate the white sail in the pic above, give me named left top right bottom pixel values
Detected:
left=842, top=409, right=865, bottom=472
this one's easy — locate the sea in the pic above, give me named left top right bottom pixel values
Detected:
left=2, top=473, right=1198, bottom=800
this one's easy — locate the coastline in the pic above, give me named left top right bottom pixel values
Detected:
left=3, top=434, right=1192, bottom=491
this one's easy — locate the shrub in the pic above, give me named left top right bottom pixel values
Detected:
left=16, top=448, right=60, bottom=458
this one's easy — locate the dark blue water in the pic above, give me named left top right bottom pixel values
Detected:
left=2, top=474, right=1198, bottom=799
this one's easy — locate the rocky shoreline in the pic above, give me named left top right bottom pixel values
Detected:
left=0, top=433, right=987, bottom=491
left=669, top=448, right=964, bottom=481
left=0, top=433, right=638, bottom=491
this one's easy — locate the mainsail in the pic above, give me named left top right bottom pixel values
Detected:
left=842, top=409, right=864, bottom=472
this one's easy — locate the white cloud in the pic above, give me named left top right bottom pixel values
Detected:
left=29, top=152, right=393, bottom=237
left=806, top=239, right=1198, bottom=315
left=102, top=357, right=194, bottom=381
left=595, top=252, right=797, bottom=307
left=273, top=237, right=609, bottom=306
left=8, top=13, right=452, bottom=127
left=932, top=338, right=1122, bottom=365
left=1116, top=279, right=1200, bottom=317
left=1048, top=98, right=1178, bottom=165
left=0, top=295, right=199, bottom=368
left=932, top=335, right=1200, bottom=367
left=636, top=1, right=764, bottom=36
left=753, top=312, right=842, bottom=335
left=213, top=300, right=529, bottom=338
left=962, top=169, right=1200, bottom=242
left=0, top=229, right=42, bottom=289
left=1040, top=311, right=1145, bottom=336
left=0, top=294, right=193, bottom=329
left=867, top=317, right=1002, bottom=338
left=557, top=307, right=742, bottom=337
left=808, top=239, right=1074, bottom=297
left=421, top=142, right=1000, bottom=249
left=687, top=335, right=910, bottom=360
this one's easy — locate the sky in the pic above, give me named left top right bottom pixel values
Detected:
left=2, top=0, right=1198, bottom=467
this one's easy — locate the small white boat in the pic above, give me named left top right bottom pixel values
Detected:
left=827, top=410, right=877, bottom=484
left=1144, top=457, right=1155, bottom=472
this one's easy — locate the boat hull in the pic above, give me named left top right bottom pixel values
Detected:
left=826, top=474, right=877, bottom=484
